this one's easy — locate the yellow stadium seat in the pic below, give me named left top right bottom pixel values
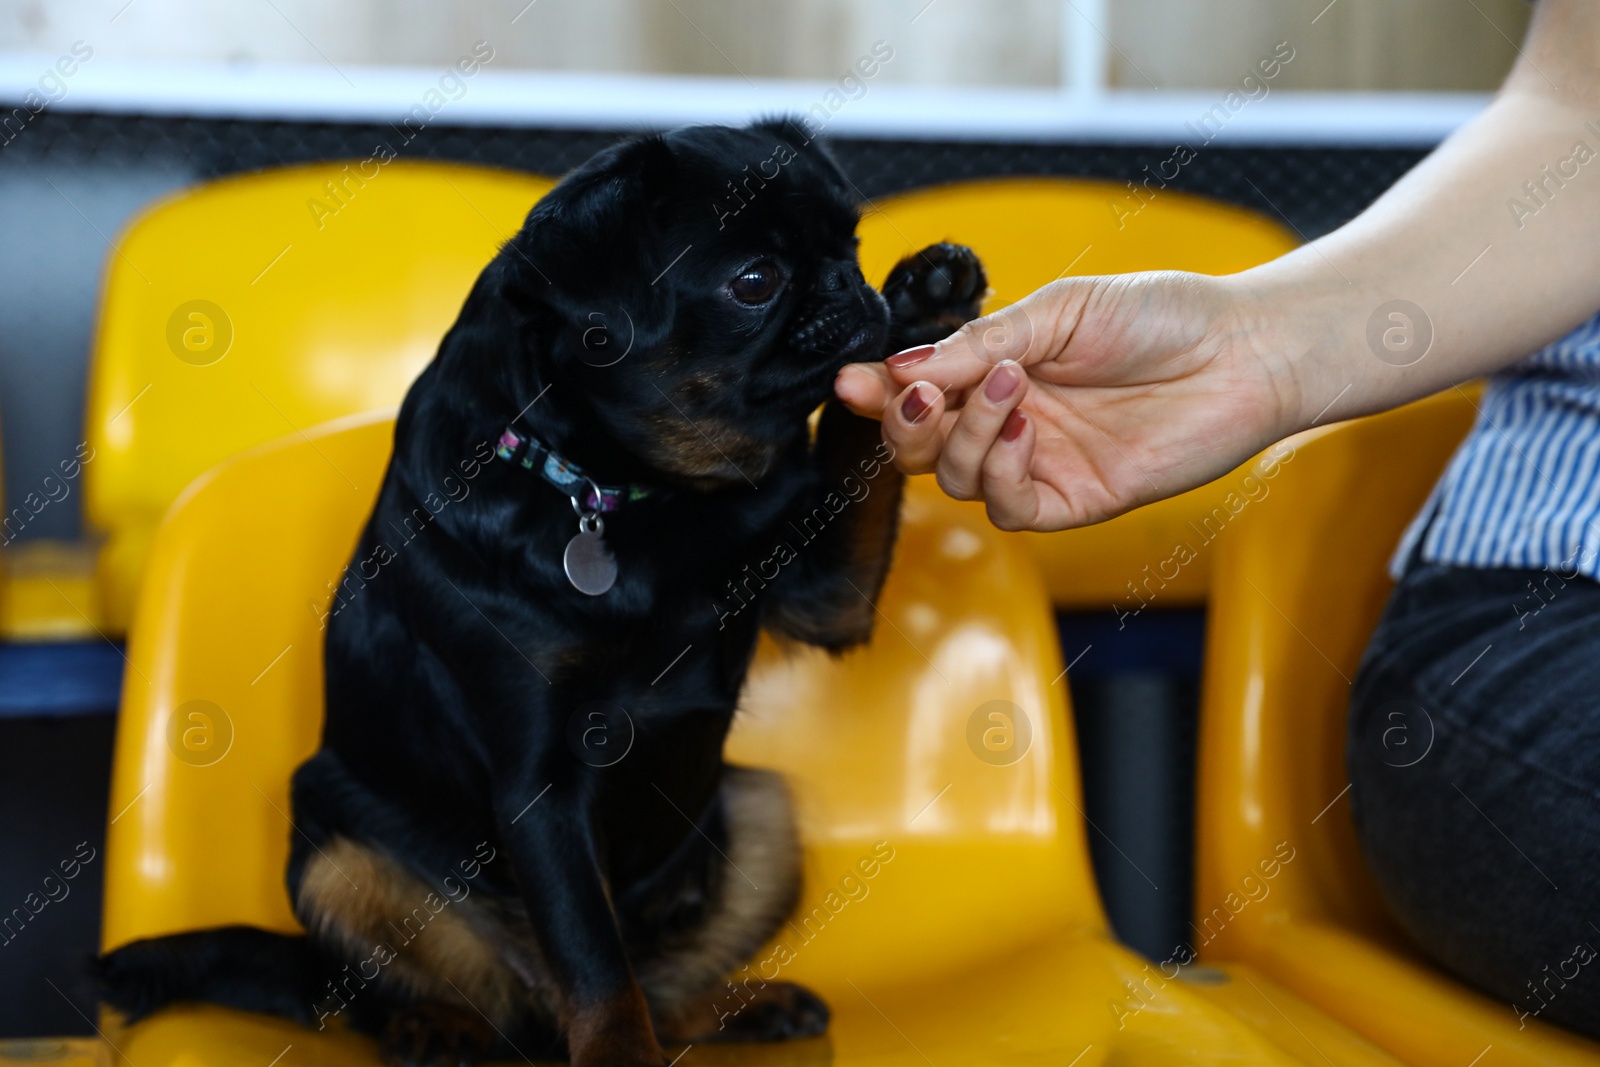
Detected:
left=0, top=429, right=7, bottom=626
left=0, top=540, right=99, bottom=641
left=1193, top=389, right=1600, bottom=1064
left=100, top=414, right=1405, bottom=1066
left=81, top=161, right=555, bottom=634
left=857, top=177, right=1299, bottom=610
left=0, top=431, right=95, bottom=641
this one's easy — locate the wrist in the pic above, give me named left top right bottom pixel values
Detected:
left=1222, top=255, right=1373, bottom=439
left=1214, top=268, right=1317, bottom=442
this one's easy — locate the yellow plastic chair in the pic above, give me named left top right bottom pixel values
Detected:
left=1194, top=389, right=1600, bottom=1064
left=0, top=428, right=7, bottom=626
left=857, top=178, right=1299, bottom=609
left=82, top=161, right=555, bottom=634
left=100, top=414, right=1406, bottom=1066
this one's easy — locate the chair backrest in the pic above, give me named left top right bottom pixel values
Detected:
left=102, top=417, right=1102, bottom=988
left=1194, top=390, right=1600, bottom=1062
left=83, top=162, right=555, bottom=631
left=857, top=177, right=1300, bottom=609
left=1195, top=390, right=1477, bottom=944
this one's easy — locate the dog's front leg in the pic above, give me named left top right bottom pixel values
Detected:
left=497, top=781, right=663, bottom=1067
left=763, top=244, right=989, bottom=653
left=763, top=398, right=904, bottom=653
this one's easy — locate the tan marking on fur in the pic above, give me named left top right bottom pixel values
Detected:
left=642, top=412, right=778, bottom=485
left=636, top=766, right=803, bottom=1015
left=841, top=448, right=905, bottom=577
left=296, top=837, right=535, bottom=1024
left=674, top=373, right=721, bottom=408
left=567, top=985, right=662, bottom=1067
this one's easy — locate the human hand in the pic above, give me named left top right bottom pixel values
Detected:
left=834, top=271, right=1303, bottom=532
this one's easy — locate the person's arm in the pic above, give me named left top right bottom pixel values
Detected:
left=1272, top=0, right=1600, bottom=416
left=836, top=0, right=1600, bottom=532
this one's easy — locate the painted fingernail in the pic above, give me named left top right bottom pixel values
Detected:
left=1001, top=409, right=1027, bottom=442
left=901, top=383, right=930, bottom=423
left=887, top=345, right=936, bottom=369
left=985, top=360, right=1020, bottom=402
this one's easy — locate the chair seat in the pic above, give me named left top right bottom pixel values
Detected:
left=1237, top=919, right=1600, bottom=1065
left=105, top=925, right=1403, bottom=1067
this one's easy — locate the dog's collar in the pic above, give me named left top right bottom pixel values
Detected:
left=494, top=425, right=650, bottom=514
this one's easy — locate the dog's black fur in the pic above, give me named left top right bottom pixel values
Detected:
left=96, top=120, right=986, bottom=1067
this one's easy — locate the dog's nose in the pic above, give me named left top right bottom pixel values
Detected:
left=817, top=259, right=864, bottom=292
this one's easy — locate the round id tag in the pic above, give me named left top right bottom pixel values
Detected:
left=564, top=512, right=617, bottom=596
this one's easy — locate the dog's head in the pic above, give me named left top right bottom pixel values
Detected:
left=501, top=120, right=888, bottom=487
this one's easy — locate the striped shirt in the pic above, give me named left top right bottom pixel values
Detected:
left=1394, top=308, right=1600, bottom=579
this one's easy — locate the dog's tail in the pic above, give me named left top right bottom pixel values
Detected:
left=95, top=926, right=328, bottom=1026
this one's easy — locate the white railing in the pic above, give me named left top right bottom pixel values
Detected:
left=0, top=53, right=1487, bottom=146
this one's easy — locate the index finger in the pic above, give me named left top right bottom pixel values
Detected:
left=884, top=301, right=1043, bottom=396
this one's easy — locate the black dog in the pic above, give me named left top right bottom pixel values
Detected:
left=98, top=120, right=986, bottom=1067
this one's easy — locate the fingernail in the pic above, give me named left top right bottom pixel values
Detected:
left=901, top=383, right=930, bottom=423
left=985, top=360, right=1019, bottom=402
left=1001, top=409, right=1027, bottom=442
left=887, top=345, right=936, bottom=369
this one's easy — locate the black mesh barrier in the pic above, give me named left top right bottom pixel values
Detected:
left=0, top=110, right=1431, bottom=239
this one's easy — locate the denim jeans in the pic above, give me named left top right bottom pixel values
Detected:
left=1349, top=562, right=1600, bottom=1038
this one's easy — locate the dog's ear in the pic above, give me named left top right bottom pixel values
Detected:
left=749, top=115, right=851, bottom=197
left=511, top=133, right=678, bottom=348
left=751, top=115, right=816, bottom=152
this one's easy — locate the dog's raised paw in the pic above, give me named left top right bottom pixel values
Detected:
left=380, top=1002, right=496, bottom=1067
left=882, top=242, right=988, bottom=339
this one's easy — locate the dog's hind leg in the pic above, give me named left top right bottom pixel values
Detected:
left=294, top=836, right=559, bottom=1064
left=636, top=767, right=828, bottom=1045
left=656, top=980, right=829, bottom=1044
left=378, top=1002, right=499, bottom=1067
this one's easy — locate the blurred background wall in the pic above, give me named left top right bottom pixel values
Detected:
left=1, top=0, right=1529, bottom=90
left=1107, top=0, right=1529, bottom=91
left=0, top=0, right=1532, bottom=539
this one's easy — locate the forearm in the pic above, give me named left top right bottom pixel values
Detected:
left=1238, top=0, right=1600, bottom=432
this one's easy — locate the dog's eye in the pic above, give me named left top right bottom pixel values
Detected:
left=728, top=261, right=783, bottom=305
